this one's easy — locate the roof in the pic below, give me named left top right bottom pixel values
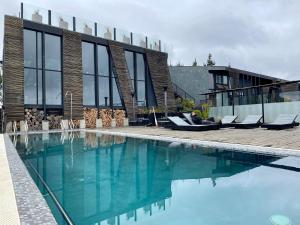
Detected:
left=170, top=65, right=287, bottom=82
left=207, top=66, right=287, bottom=82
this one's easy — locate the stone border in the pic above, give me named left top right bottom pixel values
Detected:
left=87, top=130, right=300, bottom=157
left=10, top=128, right=300, bottom=157
left=4, top=134, right=57, bottom=225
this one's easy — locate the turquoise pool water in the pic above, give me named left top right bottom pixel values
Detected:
left=13, top=131, right=300, bottom=225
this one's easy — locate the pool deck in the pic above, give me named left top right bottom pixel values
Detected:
left=97, top=126, right=300, bottom=152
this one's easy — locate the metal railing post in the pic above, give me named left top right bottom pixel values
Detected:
left=261, top=87, right=265, bottom=123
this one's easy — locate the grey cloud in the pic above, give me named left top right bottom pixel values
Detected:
left=0, top=0, right=300, bottom=80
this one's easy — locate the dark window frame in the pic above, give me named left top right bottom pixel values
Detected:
left=82, top=41, right=124, bottom=109
left=23, top=28, right=63, bottom=111
left=125, top=50, right=148, bottom=107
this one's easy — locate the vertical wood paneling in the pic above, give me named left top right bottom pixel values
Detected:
left=145, top=50, right=176, bottom=110
left=108, top=41, right=136, bottom=120
left=63, top=30, right=83, bottom=119
left=3, top=16, right=24, bottom=122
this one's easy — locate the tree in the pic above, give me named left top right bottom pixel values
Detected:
left=204, top=53, right=215, bottom=66
left=175, top=61, right=184, bottom=67
left=192, top=58, right=198, bottom=66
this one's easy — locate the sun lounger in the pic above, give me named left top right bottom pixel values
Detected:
left=261, top=114, right=298, bottom=130
left=168, top=116, right=220, bottom=131
left=234, top=115, right=262, bottom=129
left=221, top=115, right=238, bottom=127
left=182, top=113, right=217, bottom=125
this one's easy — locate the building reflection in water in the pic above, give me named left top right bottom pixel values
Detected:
left=15, top=132, right=279, bottom=225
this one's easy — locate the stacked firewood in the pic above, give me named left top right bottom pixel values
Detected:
left=72, top=120, right=80, bottom=129
left=114, top=110, right=125, bottom=127
left=99, top=109, right=112, bottom=128
left=83, top=108, right=97, bottom=128
left=47, top=115, right=63, bottom=129
left=25, top=108, right=44, bottom=130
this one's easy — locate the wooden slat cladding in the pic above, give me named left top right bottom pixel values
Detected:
left=63, top=30, right=83, bottom=119
left=3, top=16, right=24, bottom=121
left=145, top=50, right=176, bottom=110
left=108, top=41, right=136, bottom=120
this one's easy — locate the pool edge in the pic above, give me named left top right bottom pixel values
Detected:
left=3, top=134, right=58, bottom=225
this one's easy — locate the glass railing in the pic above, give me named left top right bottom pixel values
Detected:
left=97, top=23, right=114, bottom=40
left=51, top=11, right=73, bottom=31
left=115, top=28, right=131, bottom=44
left=76, top=17, right=95, bottom=35
left=22, top=3, right=48, bottom=24
left=207, top=81, right=300, bottom=123
left=21, top=2, right=168, bottom=53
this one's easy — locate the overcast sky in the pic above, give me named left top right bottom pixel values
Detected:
left=1, top=0, right=300, bottom=80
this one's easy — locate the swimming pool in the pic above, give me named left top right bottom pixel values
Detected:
left=13, top=131, right=300, bottom=225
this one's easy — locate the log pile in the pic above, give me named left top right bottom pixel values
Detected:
left=114, top=110, right=125, bottom=127
left=99, top=109, right=112, bottom=128
left=72, top=120, right=80, bottom=129
left=83, top=108, right=97, bottom=128
left=47, top=115, right=63, bottom=129
left=24, top=108, right=44, bottom=130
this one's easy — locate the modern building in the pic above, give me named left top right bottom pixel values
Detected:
left=2, top=3, right=176, bottom=130
left=169, top=66, right=286, bottom=104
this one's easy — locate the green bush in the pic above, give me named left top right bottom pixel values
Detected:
left=192, top=104, right=210, bottom=119
left=177, top=98, right=195, bottom=112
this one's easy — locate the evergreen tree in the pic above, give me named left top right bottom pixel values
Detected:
left=204, top=53, right=215, bottom=66
left=192, top=58, right=198, bottom=66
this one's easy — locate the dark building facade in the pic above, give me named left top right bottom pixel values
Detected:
left=2, top=13, right=176, bottom=128
left=169, top=66, right=285, bottom=104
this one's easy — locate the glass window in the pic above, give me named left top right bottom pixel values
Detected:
left=98, top=76, right=110, bottom=106
left=112, top=74, right=122, bottom=107
left=97, top=45, right=109, bottom=76
left=45, top=71, right=62, bottom=105
left=24, top=68, right=37, bottom=104
left=136, top=53, right=145, bottom=81
left=137, top=81, right=146, bottom=106
left=125, top=51, right=134, bottom=80
left=45, top=34, right=61, bottom=70
left=83, top=75, right=95, bottom=106
left=37, top=32, right=42, bottom=69
left=82, top=42, right=95, bottom=74
left=24, top=30, right=37, bottom=68
left=38, top=70, right=43, bottom=105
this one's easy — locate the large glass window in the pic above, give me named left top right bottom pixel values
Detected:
left=24, top=29, right=62, bottom=106
left=125, top=51, right=151, bottom=107
left=82, top=42, right=96, bottom=106
left=45, top=34, right=61, bottom=70
left=82, top=43, right=123, bottom=108
left=98, top=45, right=110, bottom=107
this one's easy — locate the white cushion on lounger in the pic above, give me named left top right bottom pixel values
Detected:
left=270, top=114, right=297, bottom=125
left=240, top=115, right=262, bottom=124
left=221, top=115, right=237, bottom=124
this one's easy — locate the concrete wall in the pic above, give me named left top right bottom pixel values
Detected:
left=169, top=66, right=214, bottom=104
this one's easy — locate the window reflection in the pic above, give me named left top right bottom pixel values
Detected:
left=24, top=68, right=37, bottom=104
left=83, top=75, right=96, bottom=106
left=45, top=71, right=62, bottom=105
left=45, top=34, right=61, bottom=70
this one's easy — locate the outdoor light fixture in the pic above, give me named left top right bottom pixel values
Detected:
left=163, top=86, right=168, bottom=118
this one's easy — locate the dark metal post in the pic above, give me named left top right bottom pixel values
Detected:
left=21, top=2, right=24, bottom=18
left=72, top=17, right=76, bottom=32
left=130, top=32, right=133, bottom=45
left=48, top=10, right=51, bottom=25
left=232, top=91, right=235, bottom=116
left=163, top=86, right=168, bottom=118
left=113, top=28, right=116, bottom=41
left=145, top=37, right=148, bottom=49
left=131, top=92, right=136, bottom=122
left=261, top=87, right=265, bottom=123
left=94, top=22, right=97, bottom=36
left=159, top=40, right=161, bottom=51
